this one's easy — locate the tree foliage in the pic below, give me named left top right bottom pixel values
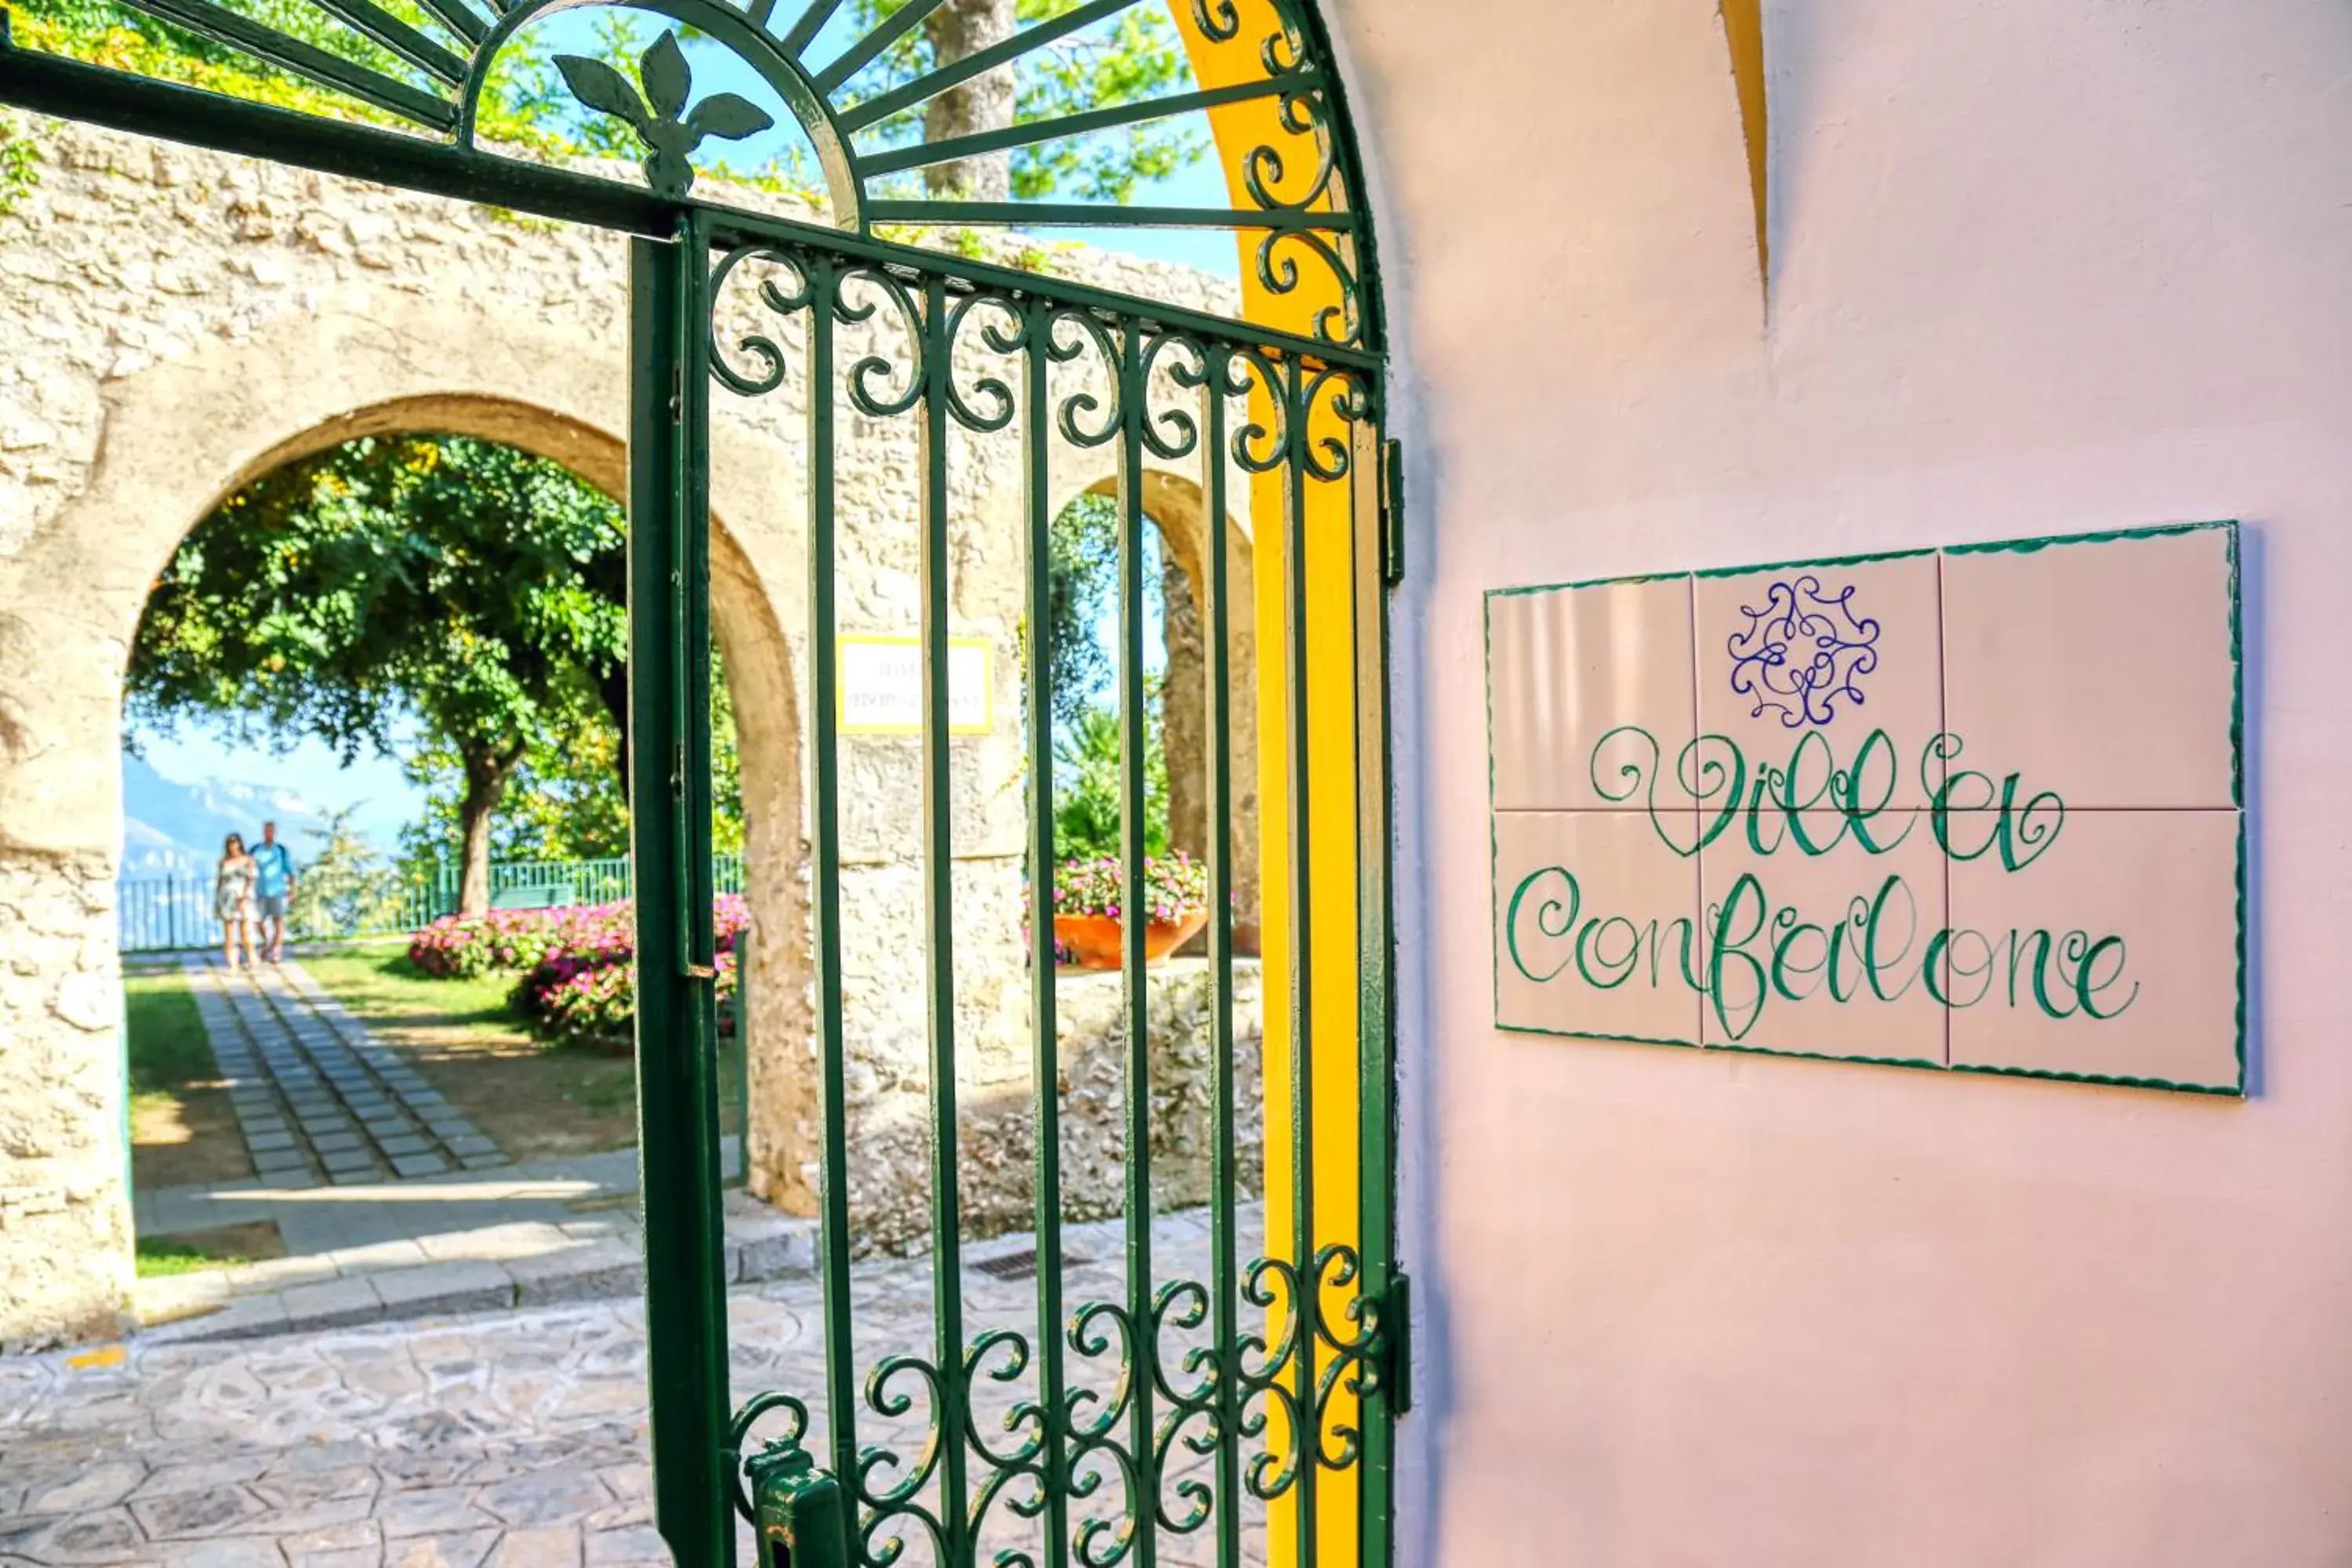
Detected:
left=1051, top=693, right=1170, bottom=862
left=133, top=435, right=626, bottom=762
left=1040, top=492, right=1174, bottom=860
left=129, top=435, right=630, bottom=911
left=1043, top=491, right=1122, bottom=731
left=13, top=0, right=629, bottom=156
left=288, top=806, right=407, bottom=938
left=397, top=655, right=746, bottom=873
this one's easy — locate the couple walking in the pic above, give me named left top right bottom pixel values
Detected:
left=215, top=820, right=298, bottom=969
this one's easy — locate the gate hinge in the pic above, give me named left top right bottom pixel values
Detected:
left=1383, top=1270, right=1414, bottom=1416
left=1378, top=437, right=1405, bottom=588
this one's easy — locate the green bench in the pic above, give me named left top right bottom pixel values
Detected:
left=489, top=882, right=576, bottom=911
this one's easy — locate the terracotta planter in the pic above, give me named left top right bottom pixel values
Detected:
left=1053, top=909, right=1209, bottom=971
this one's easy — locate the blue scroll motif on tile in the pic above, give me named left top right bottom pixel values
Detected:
left=1726, top=574, right=1880, bottom=728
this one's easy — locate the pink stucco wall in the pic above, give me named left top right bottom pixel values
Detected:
left=1342, top=0, right=2352, bottom=1561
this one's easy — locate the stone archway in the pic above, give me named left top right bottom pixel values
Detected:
left=1071, top=470, right=1263, bottom=953
left=0, top=294, right=817, bottom=1345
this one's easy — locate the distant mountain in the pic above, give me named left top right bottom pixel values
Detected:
left=118, top=751, right=338, bottom=880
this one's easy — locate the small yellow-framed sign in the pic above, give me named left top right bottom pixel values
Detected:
left=837, top=634, right=994, bottom=735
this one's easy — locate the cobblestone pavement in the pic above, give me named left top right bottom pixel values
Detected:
left=1, top=1209, right=1275, bottom=1566
left=180, top=960, right=510, bottom=1192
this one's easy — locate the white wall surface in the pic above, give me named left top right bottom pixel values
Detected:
left=1338, top=0, right=2352, bottom=1561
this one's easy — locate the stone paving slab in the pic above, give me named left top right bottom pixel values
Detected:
left=181, top=959, right=516, bottom=1190
left=135, top=1138, right=653, bottom=1247
left=1, top=1207, right=1270, bottom=1567
left=133, top=1190, right=809, bottom=1344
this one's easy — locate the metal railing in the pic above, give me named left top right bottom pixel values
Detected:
left=117, top=854, right=747, bottom=953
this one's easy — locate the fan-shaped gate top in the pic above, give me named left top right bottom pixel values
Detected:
left=0, top=0, right=1377, bottom=348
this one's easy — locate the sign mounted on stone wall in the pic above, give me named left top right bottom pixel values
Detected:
left=1486, top=522, right=2245, bottom=1094
left=837, top=635, right=994, bottom=735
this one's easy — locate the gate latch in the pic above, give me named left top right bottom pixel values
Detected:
left=746, top=1444, right=851, bottom=1568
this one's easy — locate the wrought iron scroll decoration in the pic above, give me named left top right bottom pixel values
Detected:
left=707, top=229, right=1385, bottom=1568
left=6, top=0, right=1375, bottom=348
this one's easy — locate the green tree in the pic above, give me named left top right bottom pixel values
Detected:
left=1044, top=491, right=1121, bottom=730
left=1052, top=688, right=1170, bottom=861
left=288, top=806, right=405, bottom=939
left=397, top=681, right=630, bottom=872
left=129, top=435, right=629, bottom=916
left=23, top=0, right=1206, bottom=206
left=13, top=0, right=622, bottom=154
left=397, top=654, right=744, bottom=873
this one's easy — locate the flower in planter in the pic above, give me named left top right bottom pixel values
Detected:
left=1050, top=849, right=1210, bottom=924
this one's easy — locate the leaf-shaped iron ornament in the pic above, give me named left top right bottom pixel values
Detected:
left=554, top=30, right=775, bottom=200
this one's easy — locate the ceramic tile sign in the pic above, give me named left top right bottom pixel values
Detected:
left=1486, top=522, right=2245, bottom=1094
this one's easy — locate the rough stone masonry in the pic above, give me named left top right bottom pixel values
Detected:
left=0, top=117, right=1265, bottom=1349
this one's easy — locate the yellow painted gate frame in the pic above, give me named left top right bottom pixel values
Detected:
left=1178, top=5, right=1380, bottom=1561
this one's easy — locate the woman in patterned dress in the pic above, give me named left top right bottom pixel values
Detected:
left=215, top=832, right=258, bottom=971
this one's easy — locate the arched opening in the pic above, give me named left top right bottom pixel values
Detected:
left=110, top=421, right=814, bottom=1279
left=1065, top=469, right=1264, bottom=956
left=0, top=315, right=816, bottom=1323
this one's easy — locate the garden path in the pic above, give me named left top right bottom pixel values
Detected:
left=137, top=956, right=775, bottom=1338
left=184, top=958, right=513, bottom=1188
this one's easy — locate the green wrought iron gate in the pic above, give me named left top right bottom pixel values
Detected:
left=630, top=204, right=1403, bottom=1567
left=0, top=0, right=1402, bottom=1559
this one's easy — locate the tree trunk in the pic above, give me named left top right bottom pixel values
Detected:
left=456, top=743, right=519, bottom=916
left=923, top=0, right=1018, bottom=199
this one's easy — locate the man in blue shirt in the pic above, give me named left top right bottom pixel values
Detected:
left=252, top=820, right=297, bottom=964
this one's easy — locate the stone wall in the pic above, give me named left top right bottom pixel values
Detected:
left=848, top=960, right=1265, bottom=1255
left=0, top=118, right=1258, bottom=1347
left=0, top=855, right=126, bottom=1352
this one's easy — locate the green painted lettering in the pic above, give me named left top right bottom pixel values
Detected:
left=1708, top=873, right=1769, bottom=1041
left=1505, top=866, right=1578, bottom=984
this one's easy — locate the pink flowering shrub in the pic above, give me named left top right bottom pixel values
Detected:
left=406, top=904, right=633, bottom=978
left=408, top=895, right=751, bottom=1049
left=519, top=946, right=741, bottom=1049
left=1051, top=850, right=1210, bottom=924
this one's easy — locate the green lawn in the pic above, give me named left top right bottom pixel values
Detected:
left=135, top=1221, right=285, bottom=1276
left=299, top=942, right=742, bottom=1162
left=125, top=968, right=214, bottom=1096
left=299, top=942, right=526, bottom=1043
left=123, top=969, right=250, bottom=1189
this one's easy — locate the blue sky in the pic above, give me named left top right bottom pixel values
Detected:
left=128, top=717, right=421, bottom=849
